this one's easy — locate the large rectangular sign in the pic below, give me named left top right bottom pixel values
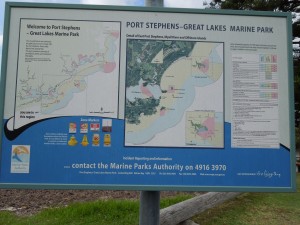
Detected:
left=0, top=2, right=296, bottom=191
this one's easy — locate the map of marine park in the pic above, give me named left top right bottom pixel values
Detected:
left=125, top=40, right=224, bottom=148
left=14, top=20, right=120, bottom=129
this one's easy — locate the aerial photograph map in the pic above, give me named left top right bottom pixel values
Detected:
left=125, top=40, right=224, bottom=148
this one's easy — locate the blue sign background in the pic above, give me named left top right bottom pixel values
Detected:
left=0, top=116, right=293, bottom=190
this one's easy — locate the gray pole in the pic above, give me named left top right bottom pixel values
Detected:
left=139, top=191, right=160, bottom=225
left=139, top=1, right=163, bottom=225
left=145, top=0, right=164, bottom=7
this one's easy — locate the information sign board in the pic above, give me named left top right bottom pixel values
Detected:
left=0, top=2, right=296, bottom=191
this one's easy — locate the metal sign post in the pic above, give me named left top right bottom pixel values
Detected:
left=139, top=2, right=162, bottom=224
left=145, top=0, right=164, bottom=7
left=139, top=191, right=160, bottom=225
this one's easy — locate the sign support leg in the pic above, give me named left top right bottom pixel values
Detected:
left=139, top=191, right=160, bottom=225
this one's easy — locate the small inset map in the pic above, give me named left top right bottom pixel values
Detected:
left=185, top=111, right=223, bottom=147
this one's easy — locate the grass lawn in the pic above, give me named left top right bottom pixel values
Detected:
left=193, top=173, right=300, bottom=225
left=0, top=194, right=191, bottom=225
left=0, top=174, right=299, bottom=225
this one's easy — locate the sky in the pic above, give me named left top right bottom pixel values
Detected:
left=0, top=0, right=211, bottom=72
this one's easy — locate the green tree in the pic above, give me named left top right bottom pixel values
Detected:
left=218, top=0, right=299, bottom=11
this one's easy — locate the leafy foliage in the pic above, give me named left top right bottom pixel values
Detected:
left=218, top=0, right=299, bottom=11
